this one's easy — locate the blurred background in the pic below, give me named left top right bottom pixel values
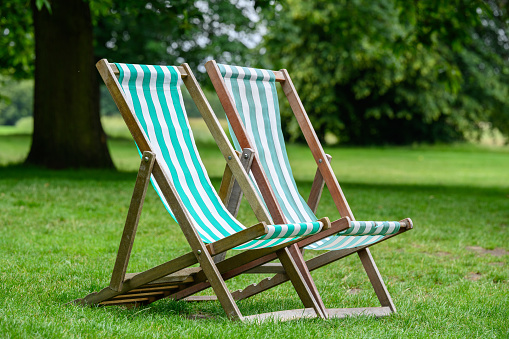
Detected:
left=1, top=0, right=508, bottom=169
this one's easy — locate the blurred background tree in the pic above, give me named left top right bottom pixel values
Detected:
left=0, top=0, right=269, bottom=168
left=260, top=0, right=509, bottom=145
left=1, top=0, right=508, bottom=169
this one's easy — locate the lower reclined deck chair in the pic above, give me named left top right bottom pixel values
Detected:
left=75, top=59, right=353, bottom=321
left=204, top=61, right=413, bottom=317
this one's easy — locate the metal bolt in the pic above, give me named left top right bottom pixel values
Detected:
left=318, top=158, right=323, bottom=163
left=143, top=156, right=149, bottom=162
left=243, top=153, right=249, bottom=159
left=197, top=250, right=202, bottom=255
left=228, top=156, right=232, bottom=160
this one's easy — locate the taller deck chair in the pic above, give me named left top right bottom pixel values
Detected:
left=205, top=61, right=413, bottom=317
left=76, top=59, right=355, bottom=321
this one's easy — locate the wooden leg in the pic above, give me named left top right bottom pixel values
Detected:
left=357, top=248, right=396, bottom=312
left=217, top=161, right=234, bottom=204
left=277, top=245, right=327, bottom=319
left=194, top=246, right=244, bottom=320
left=303, top=153, right=331, bottom=255
left=287, top=244, right=327, bottom=317
left=306, top=154, right=332, bottom=214
left=214, top=148, right=255, bottom=264
left=226, top=148, right=254, bottom=216
left=109, top=151, right=155, bottom=292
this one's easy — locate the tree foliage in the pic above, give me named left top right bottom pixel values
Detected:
left=261, top=0, right=509, bottom=145
left=0, top=78, right=33, bottom=126
left=0, top=0, right=268, bottom=168
left=1, top=0, right=268, bottom=80
left=94, top=0, right=266, bottom=75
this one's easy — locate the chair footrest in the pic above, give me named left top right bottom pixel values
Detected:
left=124, top=267, right=201, bottom=285
left=76, top=267, right=204, bottom=307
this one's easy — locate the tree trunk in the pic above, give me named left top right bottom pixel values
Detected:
left=27, top=0, right=114, bottom=169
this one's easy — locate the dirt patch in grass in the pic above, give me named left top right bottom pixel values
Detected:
left=347, top=288, right=362, bottom=295
left=488, top=262, right=505, bottom=266
left=434, top=251, right=451, bottom=257
left=466, top=272, right=482, bottom=281
left=466, top=246, right=509, bottom=257
left=185, top=313, right=216, bottom=320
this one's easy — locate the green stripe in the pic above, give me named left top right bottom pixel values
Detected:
left=128, top=65, right=217, bottom=240
left=157, top=65, right=243, bottom=236
left=122, top=64, right=237, bottom=241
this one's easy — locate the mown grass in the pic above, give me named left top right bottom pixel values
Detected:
left=0, top=120, right=508, bottom=338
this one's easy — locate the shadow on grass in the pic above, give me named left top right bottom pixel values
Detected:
left=0, top=163, right=134, bottom=182
left=1, top=162, right=507, bottom=195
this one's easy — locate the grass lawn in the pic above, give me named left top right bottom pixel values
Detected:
left=0, top=120, right=508, bottom=338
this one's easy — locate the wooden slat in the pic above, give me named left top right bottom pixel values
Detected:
left=183, top=295, right=218, bottom=302
left=99, top=298, right=149, bottom=306
left=109, top=151, right=156, bottom=292
left=112, top=292, right=165, bottom=299
left=307, top=154, right=332, bottom=214
left=129, top=285, right=180, bottom=293
left=80, top=251, right=198, bottom=306
left=244, top=307, right=397, bottom=322
left=124, top=267, right=200, bottom=284
left=206, top=222, right=268, bottom=256
left=245, top=263, right=285, bottom=274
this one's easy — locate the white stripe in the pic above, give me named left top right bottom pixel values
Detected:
left=288, top=223, right=303, bottom=237
left=318, top=235, right=358, bottom=250
left=132, top=65, right=216, bottom=242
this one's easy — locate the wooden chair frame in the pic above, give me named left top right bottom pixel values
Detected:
left=75, top=59, right=357, bottom=321
left=204, top=60, right=413, bottom=318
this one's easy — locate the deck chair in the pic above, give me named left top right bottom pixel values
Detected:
left=75, top=59, right=352, bottom=321
left=204, top=61, right=413, bottom=318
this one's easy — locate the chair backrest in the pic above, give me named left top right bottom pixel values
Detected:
left=115, top=63, right=245, bottom=243
left=216, top=63, right=317, bottom=224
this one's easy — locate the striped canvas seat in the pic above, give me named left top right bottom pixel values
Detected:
left=216, top=64, right=401, bottom=250
left=115, top=63, right=324, bottom=250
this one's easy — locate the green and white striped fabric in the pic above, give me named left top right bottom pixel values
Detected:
left=115, top=63, right=324, bottom=250
left=217, top=63, right=401, bottom=250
